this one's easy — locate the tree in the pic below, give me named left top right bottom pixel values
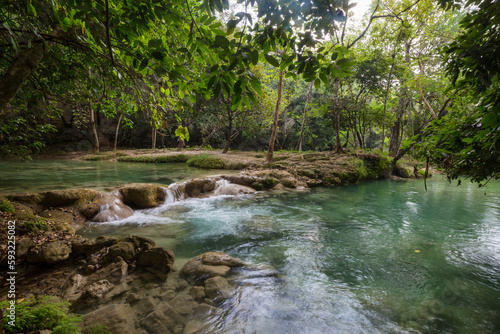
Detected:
left=410, top=0, right=500, bottom=183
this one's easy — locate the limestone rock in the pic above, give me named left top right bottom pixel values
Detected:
left=139, top=302, right=185, bottom=334
left=119, top=183, right=166, bottom=208
left=42, top=188, right=101, bottom=207
left=90, top=196, right=134, bottom=222
left=181, top=261, right=230, bottom=281
left=184, top=304, right=225, bottom=334
left=15, top=237, right=34, bottom=258
left=89, top=258, right=128, bottom=284
left=199, top=252, right=244, bottom=267
left=106, top=241, right=135, bottom=262
left=137, top=247, right=175, bottom=275
left=169, top=294, right=198, bottom=316
left=27, top=240, right=71, bottom=264
left=181, top=252, right=244, bottom=281
left=71, top=236, right=117, bottom=256
left=83, top=304, right=137, bottom=333
left=182, top=178, right=217, bottom=197
left=204, top=276, right=232, bottom=300
left=85, top=279, right=115, bottom=299
left=189, top=286, right=206, bottom=302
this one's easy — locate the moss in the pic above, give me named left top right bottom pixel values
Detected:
left=155, top=154, right=189, bottom=163
left=0, top=199, right=15, bottom=213
left=186, top=154, right=225, bottom=169
left=0, top=296, right=82, bottom=333
left=262, top=177, right=278, bottom=189
left=81, top=154, right=114, bottom=161
left=361, top=154, right=391, bottom=179
left=117, top=154, right=189, bottom=163
left=17, top=220, right=51, bottom=234
left=254, top=153, right=265, bottom=158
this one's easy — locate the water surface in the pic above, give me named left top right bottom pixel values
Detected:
left=2, top=160, right=499, bottom=333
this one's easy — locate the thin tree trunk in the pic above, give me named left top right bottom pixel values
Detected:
left=333, top=78, right=344, bottom=153
left=114, top=112, right=122, bottom=151
left=90, top=103, right=99, bottom=154
left=266, top=65, right=285, bottom=164
left=151, top=123, right=157, bottom=149
left=222, top=104, right=232, bottom=154
left=201, top=125, right=221, bottom=147
left=296, top=82, right=314, bottom=152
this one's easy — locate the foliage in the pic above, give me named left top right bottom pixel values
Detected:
left=0, top=296, right=82, bottom=333
left=186, top=154, right=225, bottom=169
left=0, top=200, right=15, bottom=213
left=0, top=116, right=56, bottom=159
left=174, top=126, right=190, bottom=143
left=407, top=0, right=500, bottom=184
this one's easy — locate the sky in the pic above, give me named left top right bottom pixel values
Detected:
left=350, top=0, right=375, bottom=19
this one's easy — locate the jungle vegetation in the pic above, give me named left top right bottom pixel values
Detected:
left=0, top=0, right=498, bottom=184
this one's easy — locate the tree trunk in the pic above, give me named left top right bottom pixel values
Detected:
left=389, top=41, right=411, bottom=157
left=114, top=112, right=122, bottom=151
left=90, top=104, right=99, bottom=154
left=151, top=123, right=157, bottom=149
left=0, top=43, right=48, bottom=112
left=266, top=66, right=285, bottom=164
left=222, top=104, right=232, bottom=154
left=296, top=82, right=314, bottom=152
left=333, top=78, right=344, bottom=153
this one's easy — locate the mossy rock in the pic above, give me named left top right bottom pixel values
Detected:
left=0, top=199, right=15, bottom=213
left=392, top=163, right=411, bottom=178
left=186, top=154, right=225, bottom=169
left=16, top=220, right=52, bottom=235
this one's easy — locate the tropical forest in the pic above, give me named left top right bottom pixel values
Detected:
left=0, top=0, right=499, bottom=333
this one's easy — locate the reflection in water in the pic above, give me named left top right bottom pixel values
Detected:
left=2, top=159, right=499, bottom=333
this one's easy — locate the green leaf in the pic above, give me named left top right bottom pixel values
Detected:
left=250, top=49, right=259, bottom=65
left=314, top=78, right=321, bottom=90
left=138, top=58, right=148, bottom=71
left=265, top=54, right=280, bottom=67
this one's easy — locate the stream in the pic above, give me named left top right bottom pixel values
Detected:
left=2, top=160, right=499, bottom=333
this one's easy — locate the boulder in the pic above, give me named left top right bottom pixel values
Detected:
left=181, top=261, right=230, bottom=281
left=15, top=237, right=34, bottom=258
left=106, top=242, right=136, bottom=262
left=119, top=183, right=166, bottom=208
left=199, top=252, right=245, bottom=267
left=139, top=302, right=185, bottom=334
left=83, top=304, right=137, bottom=334
left=71, top=236, right=117, bottom=256
left=169, top=294, right=198, bottom=316
left=27, top=240, right=72, bottom=264
left=41, top=189, right=101, bottom=207
left=181, top=252, right=244, bottom=281
left=204, top=276, right=232, bottom=300
left=137, top=247, right=175, bottom=275
left=189, top=286, right=206, bottom=302
left=182, top=178, right=217, bottom=198
left=84, top=279, right=115, bottom=299
left=89, top=195, right=134, bottom=222
left=212, top=181, right=256, bottom=196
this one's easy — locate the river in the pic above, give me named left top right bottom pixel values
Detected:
left=2, top=160, right=499, bottom=333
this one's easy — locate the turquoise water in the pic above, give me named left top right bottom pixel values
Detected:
left=0, top=159, right=228, bottom=193
left=2, top=160, right=499, bottom=333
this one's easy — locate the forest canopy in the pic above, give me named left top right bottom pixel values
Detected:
left=0, top=0, right=498, bottom=184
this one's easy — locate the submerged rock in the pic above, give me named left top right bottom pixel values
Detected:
left=137, top=247, right=175, bottom=276
left=181, top=252, right=244, bottom=282
left=83, top=304, right=138, bottom=334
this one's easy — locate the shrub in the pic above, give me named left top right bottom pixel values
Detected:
left=0, top=200, right=15, bottom=214
left=186, top=154, right=225, bottom=169
left=0, top=296, right=82, bottom=333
